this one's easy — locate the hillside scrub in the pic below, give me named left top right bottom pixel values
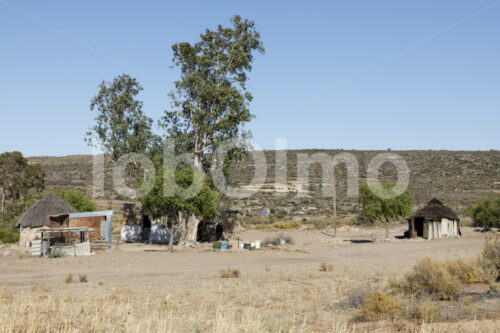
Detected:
left=467, top=197, right=500, bottom=228
left=0, top=229, right=19, bottom=244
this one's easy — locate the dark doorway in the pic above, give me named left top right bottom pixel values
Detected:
left=215, top=224, right=224, bottom=241
left=415, top=217, right=424, bottom=237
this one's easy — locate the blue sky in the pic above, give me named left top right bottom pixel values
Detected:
left=1, top=0, right=499, bottom=156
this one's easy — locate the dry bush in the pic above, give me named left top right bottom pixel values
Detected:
left=445, top=257, right=493, bottom=284
left=389, top=258, right=459, bottom=300
left=79, top=274, right=88, bottom=283
left=410, top=299, right=442, bottom=324
left=344, top=287, right=373, bottom=309
left=65, top=273, right=73, bottom=284
left=480, top=232, right=500, bottom=279
left=354, top=290, right=401, bottom=322
left=219, top=266, right=240, bottom=278
left=319, top=262, right=334, bottom=272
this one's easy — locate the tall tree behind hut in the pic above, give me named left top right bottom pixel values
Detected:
left=155, top=15, right=264, bottom=243
left=160, top=15, right=265, bottom=169
left=85, top=74, right=160, bottom=196
left=0, top=151, right=45, bottom=214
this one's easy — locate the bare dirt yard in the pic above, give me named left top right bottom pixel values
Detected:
left=0, top=226, right=498, bottom=332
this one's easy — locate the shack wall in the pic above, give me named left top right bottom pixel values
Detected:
left=70, top=216, right=104, bottom=240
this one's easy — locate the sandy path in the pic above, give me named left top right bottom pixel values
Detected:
left=0, top=227, right=487, bottom=286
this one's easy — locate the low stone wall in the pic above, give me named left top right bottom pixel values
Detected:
left=20, top=227, right=48, bottom=247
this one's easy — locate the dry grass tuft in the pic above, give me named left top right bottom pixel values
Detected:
left=64, top=273, right=73, bottom=284
left=219, top=266, right=241, bottom=278
left=79, top=274, right=88, bottom=283
left=319, top=262, right=334, bottom=272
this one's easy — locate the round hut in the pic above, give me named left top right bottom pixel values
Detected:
left=407, top=198, right=460, bottom=240
left=15, top=192, right=77, bottom=245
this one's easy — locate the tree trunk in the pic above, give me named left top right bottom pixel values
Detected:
left=178, top=211, right=187, bottom=241
left=0, top=187, right=4, bottom=214
left=184, top=214, right=201, bottom=244
left=168, top=225, right=176, bottom=252
left=384, top=218, right=390, bottom=240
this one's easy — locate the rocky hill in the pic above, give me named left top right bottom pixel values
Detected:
left=28, top=150, right=500, bottom=219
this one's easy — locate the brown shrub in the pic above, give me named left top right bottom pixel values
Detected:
left=219, top=266, right=240, bottom=279
left=354, top=290, right=401, bottom=322
left=411, top=299, right=442, bottom=323
left=65, top=273, right=73, bottom=284
left=445, top=257, right=493, bottom=284
left=319, top=262, right=334, bottom=272
left=390, top=258, right=459, bottom=300
left=479, top=232, right=499, bottom=280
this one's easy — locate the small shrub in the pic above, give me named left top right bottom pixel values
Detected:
left=17, top=253, right=23, bottom=260
left=479, top=232, right=499, bottom=279
left=219, top=266, right=240, bottom=278
left=0, top=230, right=19, bottom=244
left=79, top=274, right=88, bottom=283
left=212, top=241, right=222, bottom=249
left=231, top=269, right=241, bottom=278
left=48, top=245, right=64, bottom=258
left=319, top=262, right=333, bottom=272
left=65, top=273, right=73, bottom=284
left=354, top=290, right=401, bottom=322
left=345, top=287, right=373, bottom=309
left=445, top=257, right=492, bottom=284
left=390, top=258, right=459, bottom=300
left=410, top=300, right=441, bottom=323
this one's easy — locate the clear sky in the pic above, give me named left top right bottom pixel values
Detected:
left=1, top=0, right=499, bottom=156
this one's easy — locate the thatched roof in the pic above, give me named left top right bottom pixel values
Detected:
left=15, top=192, right=77, bottom=228
left=414, top=198, right=459, bottom=221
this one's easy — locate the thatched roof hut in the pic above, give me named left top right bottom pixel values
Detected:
left=414, top=198, right=459, bottom=222
left=15, top=192, right=77, bottom=228
left=407, top=198, right=460, bottom=240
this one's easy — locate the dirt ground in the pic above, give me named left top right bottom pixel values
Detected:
left=0, top=226, right=498, bottom=332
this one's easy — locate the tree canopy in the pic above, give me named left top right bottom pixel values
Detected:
left=161, top=15, right=264, bottom=168
left=359, top=183, right=414, bottom=238
left=467, top=197, right=500, bottom=228
left=55, top=190, right=97, bottom=213
left=86, top=74, right=158, bottom=161
left=141, top=167, right=218, bottom=244
left=0, top=151, right=45, bottom=213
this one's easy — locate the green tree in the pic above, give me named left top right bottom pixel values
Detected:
left=161, top=15, right=264, bottom=169
left=0, top=152, right=45, bottom=213
left=86, top=74, right=159, bottom=161
left=141, top=167, right=218, bottom=247
left=55, top=190, right=97, bottom=213
left=467, top=197, right=500, bottom=228
left=359, top=183, right=414, bottom=239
